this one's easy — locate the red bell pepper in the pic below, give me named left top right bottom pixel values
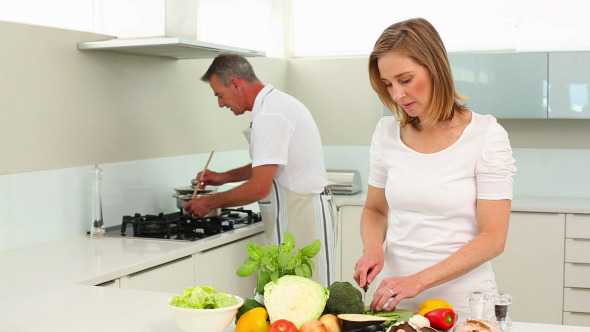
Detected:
left=424, top=308, right=456, bottom=330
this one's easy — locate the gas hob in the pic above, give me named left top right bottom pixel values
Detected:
left=102, top=208, right=261, bottom=242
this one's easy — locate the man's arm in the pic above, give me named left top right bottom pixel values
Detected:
left=184, top=164, right=277, bottom=217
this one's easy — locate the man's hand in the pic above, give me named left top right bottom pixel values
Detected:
left=183, top=195, right=215, bottom=218
left=194, top=169, right=226, bottom=188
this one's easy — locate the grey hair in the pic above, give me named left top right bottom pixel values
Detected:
left=201, top=53, right=259, bottom=86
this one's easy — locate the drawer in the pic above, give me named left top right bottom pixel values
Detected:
left=564, top=288, right=590, bottom=313
left=566, top=238, right=590, bottom=264
left=565, top=263, right=590, bottom=288
left=567, top=214, right=590, bottom=239
left=563, top=311, right=590, bottom=327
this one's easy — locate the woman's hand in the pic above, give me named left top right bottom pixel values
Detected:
left=353, top=245, right=384, bottom=289
left=370, top=275, right=424, bottom=311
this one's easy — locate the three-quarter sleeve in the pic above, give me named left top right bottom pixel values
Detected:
left=476, top=121, right=517, bottom=200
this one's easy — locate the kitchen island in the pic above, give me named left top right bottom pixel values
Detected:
left=1, top=199, right=589, bottom=331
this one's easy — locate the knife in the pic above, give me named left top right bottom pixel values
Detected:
left=363, top=284, right=369, bottom=306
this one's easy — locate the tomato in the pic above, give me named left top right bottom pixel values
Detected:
left=269, top=319, right=298, bottom=332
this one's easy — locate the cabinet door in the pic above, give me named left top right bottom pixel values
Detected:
left=338, top=205, right=378, bottom=301
left=449, top=52, right=548, bottom=118
left=492, top=212, right=565, bottom=324
left=548, top=52, right=590, bottom=119
left=119, top=255, right=194, bottom=294
left=195, top=233, right=265, bottom=299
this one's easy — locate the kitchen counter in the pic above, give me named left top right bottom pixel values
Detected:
left=0, top=223, right=263, bottom=332
left=1, top=215, right=589, bottom=331
left=334, top=193, right=590, bottom=214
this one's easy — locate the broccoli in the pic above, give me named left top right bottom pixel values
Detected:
left=322, top=281, right=366, bottom=316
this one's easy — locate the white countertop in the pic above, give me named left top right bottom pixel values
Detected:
left=334, top=193, right=590, bottom=214
left=1, top=214, right=589, bottom=331
left=0, top=223, right=263, bottom=332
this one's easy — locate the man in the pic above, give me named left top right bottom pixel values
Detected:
left=184, top=54, right=335, bottom=287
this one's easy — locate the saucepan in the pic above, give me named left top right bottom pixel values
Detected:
left=172, top=187, right=219, bottom=217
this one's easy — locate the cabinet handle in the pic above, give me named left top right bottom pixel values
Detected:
left=97, top=280, right=117, bottom=287
left=570, top=238, right=590, bottom=242
left=127, top=255, right=192, bottom=278
left=568, top=287, right=590, bottom=292
left=567, top=311, right=590, bottom=316
left=570, top=262, right=590, bottom=266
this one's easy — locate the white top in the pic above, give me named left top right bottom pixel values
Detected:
left=250, top=85, right=328, bottom=194
left=368, top=112, right=517, bottom=315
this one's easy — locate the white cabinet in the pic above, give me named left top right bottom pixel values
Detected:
left=119, top=255, right=194, bottom=294
left=492, top=212, right=565, bottom=325
left=195, top=232, right=265, bottom=299
left=448, top=53, right=548, bottom=119
left=338, top=204, right=378, bottom=301
left=548, top=52, right=590, bottom=119
left=563, top=213, right=590, bottom=326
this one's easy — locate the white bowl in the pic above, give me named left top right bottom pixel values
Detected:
left=167, top=295, right=244, bottom=332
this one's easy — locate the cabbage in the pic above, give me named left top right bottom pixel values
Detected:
left=264, top=275, right=329, bottom=328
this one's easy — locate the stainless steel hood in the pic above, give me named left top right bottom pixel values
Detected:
left=77, top=0, right=266, bottom=60
left=77, top=37, right=265, bottom=60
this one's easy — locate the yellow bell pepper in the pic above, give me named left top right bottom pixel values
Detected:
left=418, top=299, right=454, bottom=316
left=236, top=307, right=270, bottom=332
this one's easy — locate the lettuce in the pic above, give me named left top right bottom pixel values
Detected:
left=170, top=286, right=238, bottom=309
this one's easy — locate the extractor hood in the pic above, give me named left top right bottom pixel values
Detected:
left=77, top=0, right=265, bottom=60
left=77, top=37, right=265, bottom=60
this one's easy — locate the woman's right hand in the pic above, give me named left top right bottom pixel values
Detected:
left=353, top=245, right=385, bottom=289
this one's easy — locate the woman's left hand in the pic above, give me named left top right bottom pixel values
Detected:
left=370, top=275, right=424, bottom=311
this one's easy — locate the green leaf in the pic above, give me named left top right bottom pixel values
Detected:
left=236, top=257, right=260, bottom=277
left=285, top=257, right=297, bottom=270
left=300, top=263, right=312, bottom=278
left=246, top=242, right=264, bottom=260
left=264, top=261, right=276, bottom=272
left=283, top=231, right=296, bottom=251
left=304, top=256, right=315, bottom=270
left=299, top=239, right=321, bottom=258
left=270, top=269, right=279, bottom=283
left=263, top=245, right=279, bottom=257
left=294, top=265, right=303, bottom=276
left=261, top=255, right=272, bottom=266
left=257, top=271, right=271, bottom=294
left=277, top=251, right=292, bottom=268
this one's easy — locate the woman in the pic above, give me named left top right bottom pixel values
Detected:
left=353, top=18, right=516, bottom=318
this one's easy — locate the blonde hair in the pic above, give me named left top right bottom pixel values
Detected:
left=369, top=18, right=467, bottom=127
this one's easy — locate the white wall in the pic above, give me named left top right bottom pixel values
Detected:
left=0, top=20, right=287, bottom=175
left=2, top=20, right=590, bottom=252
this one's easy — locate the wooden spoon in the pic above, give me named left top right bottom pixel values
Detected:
left=191, top=151, right=214, bottom=199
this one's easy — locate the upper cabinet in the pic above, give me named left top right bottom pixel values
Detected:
left=449, top=52, right=590, bottom=119
left=449, top=53, right=548, bottom=119
left=548, top=52, right=590, bottom=119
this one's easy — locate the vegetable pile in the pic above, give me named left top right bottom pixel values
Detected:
left=233, top=232, right=441, bottom=332
left=169, top=286, right=237, bottom=309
